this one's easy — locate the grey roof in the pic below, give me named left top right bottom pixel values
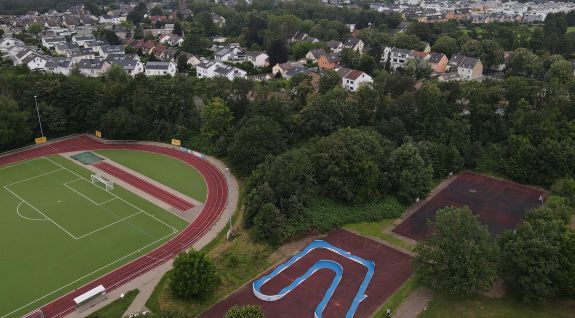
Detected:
left=74, top=35, right=96, bottom=41
left=428, top=52, right=445, bottom=64
left=391, top=48, right=412, bottom=55
left=246, top=51, right=265, bottom=58
left=111, top=59, right=140, bottom=71
left=15, top=48, right=32, bottom=59
left=146, top=61, right=171, bottom=70
left=42, top=36, right=66, bottom=43
left=21, top=52, right=48, bottom=64
left=460, top=57, right=480, bottom=69
left=344, top=37, right=360, bottom=47
left=78, top=59, right=107, bottom=70
left=100, top=45, right=124, bottom=54
left=285, top=67, right=310, bottom=78
left=214, top=65, right=235, bottom=76
left=335, top=67, right=352, bottom=78
left=105, top=54, right=138, bottom=63
left=448, top=54, right=465, bottom=66
left=45, top=57, right=72, bottom=68
left=308, top=48, right=326, bottom=59
left=197, top=60, right=217, bottom=69
left=441, top=72, right=461, bottom=80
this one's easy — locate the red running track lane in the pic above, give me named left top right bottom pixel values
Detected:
left=92, top=161, right=194, bottom=212
left=0, top=135, right=228, bottom=318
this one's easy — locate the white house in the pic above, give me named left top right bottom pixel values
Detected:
left=99, top=15, right=125, bottom=24
left=159, top=35, right=184, bottom=47
left=110, top=59, right=145, bottom=76
left=78, top=59, right=111, bottom=77
left=343, top=38, right=364, bottom=53
left=447, top=54, right=483, bottom=80
left=326, top=40, right=343, bottom=53
left=196, top=61, right=247, bottom=80
left=305, top=48, right=326, bottom=62
left=72, top=35, right=96, bottom=47
left=67, top=48, right=97, bottom=64
left=385, top=47, right=413, bottom=69
left=41, top=36, right=66, bottom=49
left=145, top=61, right=176, bottom=76
left=246, top=51, right=269, bottom=67
left=45, top=57, right=74, bottom=75
left=21, top=52, right=49, bottom=70
left=214, top=44, right=245, bottom=62
left=336, top=67, right=373, bottom=91
left=98, top=45, right=125, bottom=58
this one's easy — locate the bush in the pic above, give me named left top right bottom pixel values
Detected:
left=224, top=305, right=265, bottom=318
left=170, top=250, right=219, bottom=300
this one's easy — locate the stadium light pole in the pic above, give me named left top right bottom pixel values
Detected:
left=34, top=95, right=44, bottom=138
left=225, top=168, right=232, bottom=240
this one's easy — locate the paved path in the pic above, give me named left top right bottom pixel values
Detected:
left=64, top=155, right=240, bottom=318
left=392, top=287, right=434, bottom=318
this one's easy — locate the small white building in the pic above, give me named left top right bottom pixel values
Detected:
left=246, top=51, right=269, bottom=67
left=72, top=35, right=96, bottom=47
left=21, top=52, right=49, bottom=70
left=0, top=37, right=25, bottom=53
left=145, top=61, right=176, bottom=76
left=78, top=59, right=111, bottom=77
left=45, top=57, right=74, bottom=75
left=336, top=67, right=373, bottom=91
left=98, top=45, right=125, bottom=58
left=41, top=36, right=66, bottom=49
left=106, top=54, right=144, bottom=76
left=159, top=35, right=184, bottom=47
left=196, top=60, right=247, bottom=80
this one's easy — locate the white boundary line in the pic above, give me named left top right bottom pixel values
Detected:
left=0, top=157, right=43, bottom=171
left=0, top=157, right=181, bottom=318
left=4, top=168, right=63, bottom=187
left=75, top=212, right=143, bottom=240
left=63, top=180, right=119, bottom=206
left=16, top=201, right=48, bottom=221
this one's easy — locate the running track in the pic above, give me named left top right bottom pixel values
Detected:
left=93, top=161, right=195, bottom=212
left=0, top=135, right=228, bottom=318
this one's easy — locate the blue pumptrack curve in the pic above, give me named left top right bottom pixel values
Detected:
left=252, top=240, right=375, bottom=318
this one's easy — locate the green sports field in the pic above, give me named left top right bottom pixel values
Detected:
left=95, top=150, right=208, bottom=202
left=0, top=155, right=190, bottom=318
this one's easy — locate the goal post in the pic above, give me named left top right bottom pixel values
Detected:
left=91, top=174, right=114, bottom=191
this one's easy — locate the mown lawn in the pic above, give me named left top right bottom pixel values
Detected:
left=421, top=294, right=575, bottom=318
left=87, top=289, right=139, bottom=318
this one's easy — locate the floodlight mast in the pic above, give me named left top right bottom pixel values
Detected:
left=34, top=95, right=44, bottom=138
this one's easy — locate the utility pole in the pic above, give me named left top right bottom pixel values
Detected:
left=225, top=168, right=233, bottom=240
left=34, top=95, right=44, bottom=138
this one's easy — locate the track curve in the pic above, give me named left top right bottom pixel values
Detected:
left=0, top=135, right=229, bottom=318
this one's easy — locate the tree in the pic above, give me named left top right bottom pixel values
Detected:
left=267, top=39, right=289, bottom=66
left=318, top=69, right=340, bottom=94
left=224, top=305, right=265, bottom=318
left=173, top=22, right=183, bottom=36
left=251, top=202, right=286, bottom=245
left=28, top=22, right=43, bottom=34
left=0, top=97, right=31, bottom=151
left=432, top=35, right=458, bottom=57
left=200, top=98, right=234, bottom=140
left=506, top=48, right=541, bottom=78
left=228, top=116, right=286, bottom=175
left=414, top=207, right=500, bottom=296
left=387, top=143, right=433, bottom=203
left=545, top=60, right=573, bottom=84
left=170, top=250, right=218, bottom=300
left=403, top=58, right=432, bottom=79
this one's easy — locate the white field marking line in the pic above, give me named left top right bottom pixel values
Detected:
left=63, top=181, right=118, bottom=206
left=63, top=178, right=83, bottom=185
left=0, top=228, right=177, bottom=318
left=3, top=186, right=79, bottom=240
left=16, top=201, right=48, bottom=221
left=75, top=212, right=142, bottom=240
left=3, top=168, right=63, bottom=187
left=0, top=157, right=43, bottom=170
left=43, top=157, right=179, bottom=233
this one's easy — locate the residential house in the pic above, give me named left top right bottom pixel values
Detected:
left=289, top=31, right=309, bottom=43
left=54, top=42, right=78, bottom=56
left=387, top=47, right=413, bottom=69
left=145, top=61, right=177, bottom=76
left=71, top=35, right=96, bottom=47
left=179, top=53, right=202, bottom=66
left=161, top=48, right=178, bottom=62
left=214, top=44, right=245, bottom=62
left=337, top=68, right=373, bottom=91
left=212, top=14, right=226, bottom=27
left=45, top=57, right=73, bottom=75
left=272, top=62, right=304, bottom=77
left=326, top=40, right=343, bottom=53
left=196, top=60, right=219, bottom=78
left=98, top=45, right=125, bottom=58
left=67, top=48, right=96, bottom=64
left=99, top=15, right=125, bottom=24
left=447, top=54, right=483, bottom=80
left=159, top=35, right=184, bottom=47
left=212, top=64, right=248, bottom=80
left=318, top=53, right=341, bottom=70
left=343, top=38, right=364, bottom=53
left=21, top=52, right=49, bottom=70
left=41, top=36, right=66, bottom=49
left=107, top=55, right=144, bottom=76
left=305, top=48, right=326, bottom=62
left=0, top=37, right=24, bottom=53
left=78, top=59, right=111, bottom=77
left=427, top=52, right=448, bottom=73
left=246, top=51, right=269, bottom=67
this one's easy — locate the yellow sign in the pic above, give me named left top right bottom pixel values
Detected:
left=95, top=131, right=102, bottom=138
left=35, top=136, right=47, bottom=144
left=171, top=139, right=181, bottom=146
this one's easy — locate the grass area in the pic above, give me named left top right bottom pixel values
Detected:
left=343, top=219, right=415, bottom=251
left=146, top=228, right=280, bottom=317
left=96, top=150, right=207, bottom=202
left=568, top=26, right=575, bottom=33
left=87, top=289, right=140, bottom=318
left=374, top=275, right=420, bottom=318
left=421, top=294, right=575, bottom=318
left=0, top=155, right=187, bottom=318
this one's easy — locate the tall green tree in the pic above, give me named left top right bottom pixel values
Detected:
left=170, top=250, right=219, bottom=300
left=414, top=207, right=500, bottom=296
left=386, top=143, right=433, bottom=203
left=200, top=98, right=233, bottom=140
left=0, top=97, right=31, bottom=151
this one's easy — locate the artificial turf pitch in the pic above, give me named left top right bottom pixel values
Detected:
left=0, top=155, right=188, bottom=318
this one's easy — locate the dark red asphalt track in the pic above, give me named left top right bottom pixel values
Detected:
left=0, top=135, right=228, bottom=318
left=93, top=161, right=195, bottom=212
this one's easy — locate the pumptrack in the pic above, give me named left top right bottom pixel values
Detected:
left=0, top=135, right=228, bottom=318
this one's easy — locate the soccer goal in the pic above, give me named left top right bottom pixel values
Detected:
left=91, top=174, right=114, bottom=191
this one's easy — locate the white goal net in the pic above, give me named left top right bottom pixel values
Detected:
left=91, top=174, right=114, bottom=191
